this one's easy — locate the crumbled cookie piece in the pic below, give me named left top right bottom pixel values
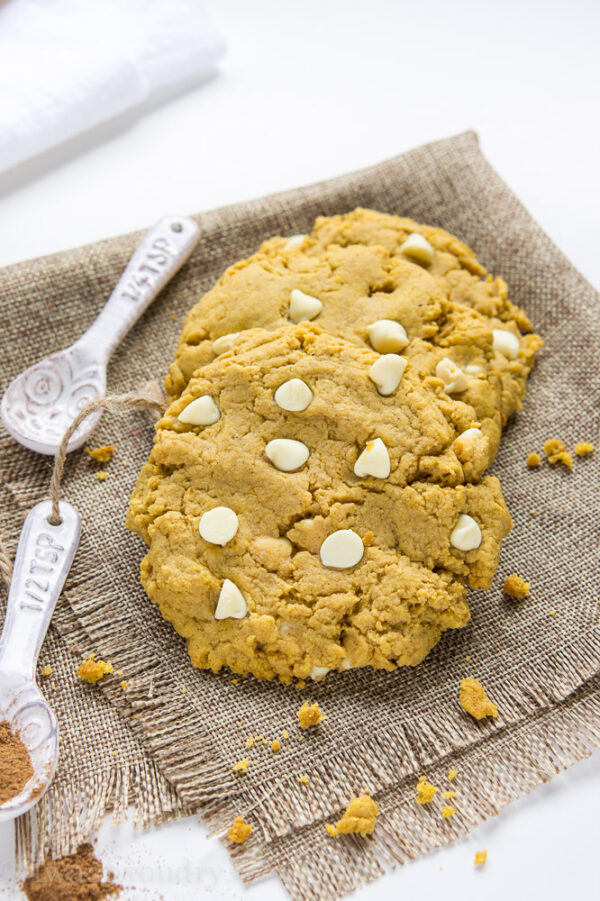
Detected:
left=441, top=805, right=456, bottom=818
left=325, top=794, right=378, bottom=837
left=96, top=471, right=108, bottom=481
left=232, top=758, right=250, bottom=775
left=40, top=665, right=52, bottom=677
left=85, top=445, right=114, bottom=463
left=246, top=736, right=254, bottom=749
left=281, top=729, right=289, bottom=739
left=298, top=701, right=325, bottom=728
left=526, top=452, right=541, bottom=467
left=120, top=680, right=129, bottom=690
left=575, top=441, right=595, bottom=457
left=271, top=740, right=280, bottom=752
left=77, top=655, right=113, bottom=684
left=474, top=850, right=487, bottom=866
left=448, top=769, right=458, bottom=781
left=299, top=775, right=309, bottom=784
left=459, top=678, right=498, bottom=720
left=442, top=791, right=456, bottom=800
left=503, top=574, right=530, bottom=598
left=227, top=816, right=252, bottom=844
left=416, top=778, right=438, bottom=805
left=543, top=438, right=573, bottom=469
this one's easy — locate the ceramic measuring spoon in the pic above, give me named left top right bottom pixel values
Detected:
left=1, top=215, right=200, bottom=455
left=0, top=499, right=80, bottom=821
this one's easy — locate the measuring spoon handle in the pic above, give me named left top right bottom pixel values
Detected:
left=76, top=215, right=200, bottom=361
left=0, top=501, right=80, bottom=681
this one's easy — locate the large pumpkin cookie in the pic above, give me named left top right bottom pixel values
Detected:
left=128, top=325, right=513, bottom=682
left=165, top=209, right=542, bottom=440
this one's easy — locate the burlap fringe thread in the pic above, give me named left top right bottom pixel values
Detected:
left=3, top=382, right=600, bottom=897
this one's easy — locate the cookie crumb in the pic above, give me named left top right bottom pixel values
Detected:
left=298, top=701, right=325, bottom=728
left=120, top=681, right=129, bottom=690
left=299, top=775, right=309, bottom=784
left=232, top=758, right=249, bottom=775
left=503, top=574, right=529, bottom=598
left=227, top=816, right=252, bottom=844
left=181, top=685, right=187, bottom=694
left=271, top=740, right=281, bottom=752
left=40, top=665, right=52, bottom=677
left=325, top=794, right=378, bottom=837
left=459, top=678, right=498, bottom=720
left=575, top=442, right=595, bottom=457
left=96, top=471, right=108, bottom=481
left=448, top=769, right=458, bottom=781
left=77, top=655, right=113, bottom=684
left=281, top=729, right=289, bottom=739
left=85, top=445, right=114, bottom=463
left=416, top=779, right=437, bottom=805
left=295, top=680, right=307, bottom=690
left=543, top=438, right=572, bottom=469
left=246, top=736, right=254, bottom=749
left=526, top=452, right=541, bottom=467
left=529, top=509, right=537, bottom=515
left=442, top=790, right=456, bottom=799
left=362, top=530, right=374, bottom=546
left=441, top=805, right=455, bottom=818
left=474, top=850, right=487, bottom=866
left=464, top=655, right=471, bottom=662
left=550, top=609, right=557, bottom=617
left=231, top=678, right=238, bottom=684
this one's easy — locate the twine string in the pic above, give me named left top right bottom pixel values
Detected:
left=0, top=380, right=165, bottom=581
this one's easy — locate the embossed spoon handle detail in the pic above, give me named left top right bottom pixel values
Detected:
left=75, top=215, right=200, bottom=361
left=0, top=500, right=80, bottom=680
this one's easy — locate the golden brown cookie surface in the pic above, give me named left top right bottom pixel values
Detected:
left=129, top=209, right=540, bottom=682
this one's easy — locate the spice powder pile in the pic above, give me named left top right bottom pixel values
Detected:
left=0, top=720, right=33, bottom=804
left=23, top=843, right=121, bottom=901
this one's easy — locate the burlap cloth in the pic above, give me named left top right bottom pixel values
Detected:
left=1, top=131, right=599, bottom=900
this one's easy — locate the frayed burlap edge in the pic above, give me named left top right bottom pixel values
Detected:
left=232, top=671, right=600, bottom=901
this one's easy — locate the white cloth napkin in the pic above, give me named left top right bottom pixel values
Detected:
left=0, top=0, right=226, bottom=174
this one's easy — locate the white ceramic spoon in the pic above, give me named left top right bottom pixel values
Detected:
left=0, top=499, right=80, bottom=821
left=1, top=215, right=200, bottom=455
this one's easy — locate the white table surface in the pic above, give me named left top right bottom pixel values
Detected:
left=0, top=0, right=599, bottom=898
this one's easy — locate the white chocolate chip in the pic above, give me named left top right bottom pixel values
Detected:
left=465, top=363, right=484, bottom=375
left=265, top=438, right=309, bottom=471
left=369, top=354, right=407, bottom=395
left=492, top=329, right=520, bottom=359
left=289, top=288, right=323, bottom=323
left=320, top=529, right=364, bottom=569
left=285, top=234, right=306, bottom=250
left=274, top=378, right=314, bottom=412
left=450, top=514, right=482, bottom=551
left=199, top=506, right=239, bottom=546
left=213, top=333, right=239, bottom=354
left=435, top=357, right=468, bottom=394
left=309, top=665, right=330, bottom=680
left=214, top=579, right=247, bottom=620
left=178, top=395, right=220, bottom=426
left=354, top=438, right=391, bottom=478
left=399, top=233, right=434, bottom=265
left=453, top=428, right=485, bottom=460
left=367, top=320, right=409, bottom=353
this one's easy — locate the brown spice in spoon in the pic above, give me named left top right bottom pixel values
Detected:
left=0, top=720, right=33, bottom=804
left=23, top=843, right=122, bottom=901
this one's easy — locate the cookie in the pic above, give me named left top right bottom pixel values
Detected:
left=165, top=208, right=542, bottom=440
left=128, top=325, right=513, bottom=682
left=128, top=209, right=541, bottom=682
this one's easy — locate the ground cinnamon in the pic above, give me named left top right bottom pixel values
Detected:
left=0, top=720, right=33, bottom=804
left=23, top=843, right=122, bottom=901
